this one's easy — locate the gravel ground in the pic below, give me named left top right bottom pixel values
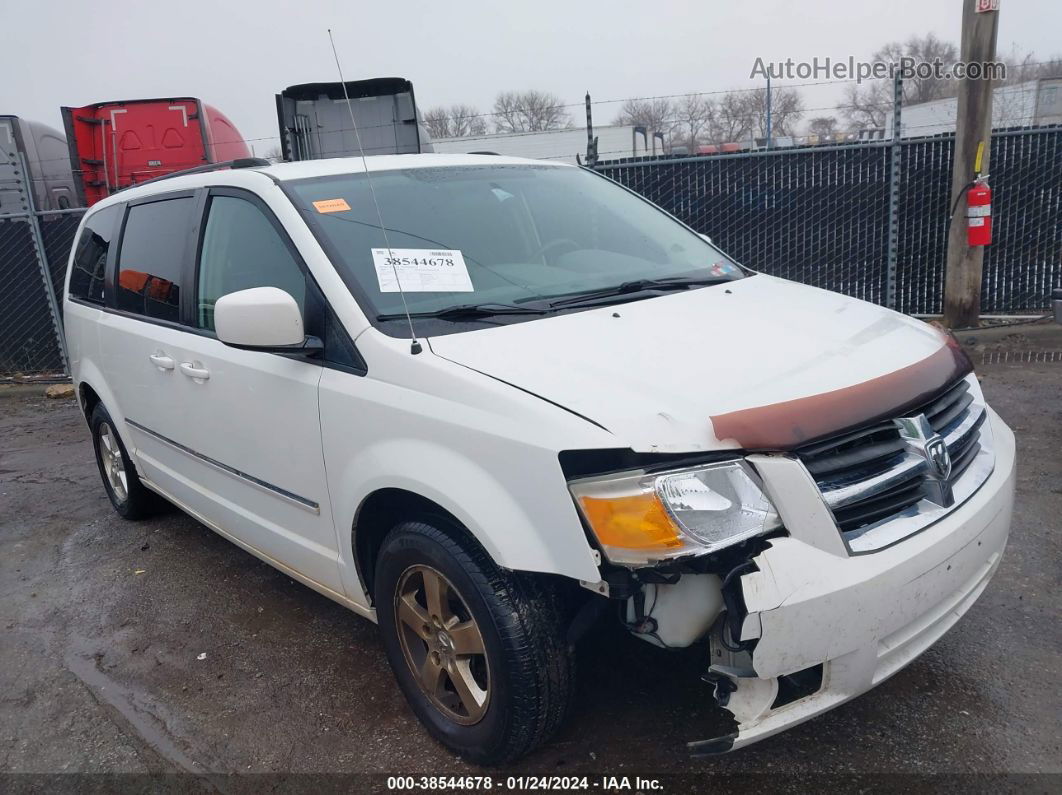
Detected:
left=1, top=325, right=1059, bottom=792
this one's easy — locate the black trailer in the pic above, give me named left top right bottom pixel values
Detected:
left=275, top=77, right=432, bottom=161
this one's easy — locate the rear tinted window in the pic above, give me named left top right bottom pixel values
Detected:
left=69, top=206, right=120, bottom=304
left=116, top=197, right=194, bottom=322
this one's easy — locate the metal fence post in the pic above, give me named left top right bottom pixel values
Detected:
left=17, top=152, right=68, bottom=373
left=885, top=72, right=903, bottom=310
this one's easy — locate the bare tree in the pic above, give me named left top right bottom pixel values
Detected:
left=742, top=87, right=804, bottom=138
left=423, top=106, right=452, bottom=139
left=262, top=146, right=284, bottom=163
left=1000, top=45, right=1062, bottom=84
left=901, top=33, right=959, bottom=104
left=842, top=81, right=891, bottom=130
left=493, top=90, right=572, bottom=133
left=708, top=91, right=753, bottom=143
left=449, top=104, right=488, bottom=137
left=842, top=33, right=960, bottom=130
left=993, top=46, right=1062, bottom=127
left=807, top=116, right=840, bottom=139
left=612, top=97, right=675, bottom=135
left=1029, top=55, right=1062, bottom=79
left=992, top=48, right=1033, bottom=127
left=423, top=105, right=489, bottom=139
left=671, top=94, right=715, bottom=150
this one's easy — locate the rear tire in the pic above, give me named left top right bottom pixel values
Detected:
left=375, top=520, right=575, bottom=764
left=89, top=403, right=158, bottom=520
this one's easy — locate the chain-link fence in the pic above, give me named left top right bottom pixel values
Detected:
left=0, top=152, right=81, bottom=379
left=2, top=126, right=1060, bottom=378
left=38, top=212, right=83, bottom=319
left=0, top=216, right=65, bottom=376
left=597, top=125, right=1062, bottom=316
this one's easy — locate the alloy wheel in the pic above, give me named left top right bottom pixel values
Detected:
left=98, top=422, right=128, bottom=503
left=394, top=564, right=490, bottom=725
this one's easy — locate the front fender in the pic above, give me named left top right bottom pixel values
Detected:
left=317, top=341, right=612, bottom=606
left=327, top=440, right=601, bottom=607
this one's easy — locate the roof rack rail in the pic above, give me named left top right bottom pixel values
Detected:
left=128, top=157, right=271, bottom=190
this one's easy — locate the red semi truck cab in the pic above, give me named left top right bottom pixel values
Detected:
left=61, top=98, right=251, bottom=206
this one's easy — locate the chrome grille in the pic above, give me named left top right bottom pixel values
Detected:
left=796, top=374, right=993, bottom=552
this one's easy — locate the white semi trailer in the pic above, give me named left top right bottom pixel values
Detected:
left=431, top=124, right=656, bottom=165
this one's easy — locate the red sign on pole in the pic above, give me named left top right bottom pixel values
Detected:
left=976, top=0, right=999, bottom=12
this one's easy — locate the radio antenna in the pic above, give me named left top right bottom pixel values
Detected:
left=327, top=28, right=421, bottom=354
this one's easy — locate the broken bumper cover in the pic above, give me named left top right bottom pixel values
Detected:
left=693, top=408, right=1016, bottom=754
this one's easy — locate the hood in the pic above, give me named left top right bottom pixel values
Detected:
left=428, top=275, right=970, bottom=453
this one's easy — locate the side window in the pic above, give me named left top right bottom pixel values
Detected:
left=196, top=195, right=306, bottom=331
left=69, top=205, right=120, bottom=304
left=116, top=197, right=194, bottom=322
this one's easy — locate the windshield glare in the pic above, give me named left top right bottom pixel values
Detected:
left=289, top=164, right=744, bottom=327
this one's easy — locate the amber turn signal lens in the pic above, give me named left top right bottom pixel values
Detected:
left=578, top=493, right=683, bottom=550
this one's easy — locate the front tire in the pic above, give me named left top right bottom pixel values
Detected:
left=375, top=520, right=575, bottom=764
left=89, top=403, right=158, bottom=520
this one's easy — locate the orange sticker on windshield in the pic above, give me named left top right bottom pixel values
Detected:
left=312, top=198, right=351, bottom=213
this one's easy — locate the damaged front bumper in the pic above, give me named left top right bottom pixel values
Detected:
left=691, top=408, right=1016, bottom=754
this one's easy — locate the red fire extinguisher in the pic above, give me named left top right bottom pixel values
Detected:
left=966, top=178, right=993, bottom=247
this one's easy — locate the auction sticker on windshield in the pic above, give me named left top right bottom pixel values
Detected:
left=371, top=248, right=475, bottom=293
left=312, top=198, right=352, bottom=213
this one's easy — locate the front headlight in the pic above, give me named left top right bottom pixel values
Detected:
left=569, top=460, right=780, bottom=566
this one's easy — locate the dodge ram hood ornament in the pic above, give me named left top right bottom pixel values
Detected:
left=895, top=413, right=954, bottom=507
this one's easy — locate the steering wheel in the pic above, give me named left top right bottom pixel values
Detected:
left=531, top=238, right=581, bottom=263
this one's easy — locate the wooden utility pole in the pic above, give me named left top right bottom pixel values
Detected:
left=942, top=0, right=1000, bottom=328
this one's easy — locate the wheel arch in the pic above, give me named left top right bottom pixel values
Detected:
left=331, top=434, right=602, bottom=606
left=72, top=359, right=128, bottom=436
left=78, top=381, right=102, bottom=423
left=352, top=487, right=484, bottom=604
left=74, top=370, right=141, bottom=474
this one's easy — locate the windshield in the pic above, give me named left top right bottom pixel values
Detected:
left=288, top=164, right=745, bottom=334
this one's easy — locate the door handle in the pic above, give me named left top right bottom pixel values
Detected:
left=178, top=362, right=210, bottom=381
left=149, top=352, right=175, bottom=371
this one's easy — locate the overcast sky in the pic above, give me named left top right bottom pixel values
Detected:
left=4, top=0, right=1057, bottom=152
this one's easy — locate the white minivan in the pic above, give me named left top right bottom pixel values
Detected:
left=64, top=154, right=1015, bottom=763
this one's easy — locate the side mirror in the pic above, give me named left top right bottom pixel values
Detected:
left=214, top=287, right=322, bottom=355
left=699, top=233, right=714, bottom=245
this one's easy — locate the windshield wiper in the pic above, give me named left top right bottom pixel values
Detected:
left=547, top=276, right=732, bottom=308
left=374, top=278, right=732, bottom=321
left=376, top=303, right=552, bottom=322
